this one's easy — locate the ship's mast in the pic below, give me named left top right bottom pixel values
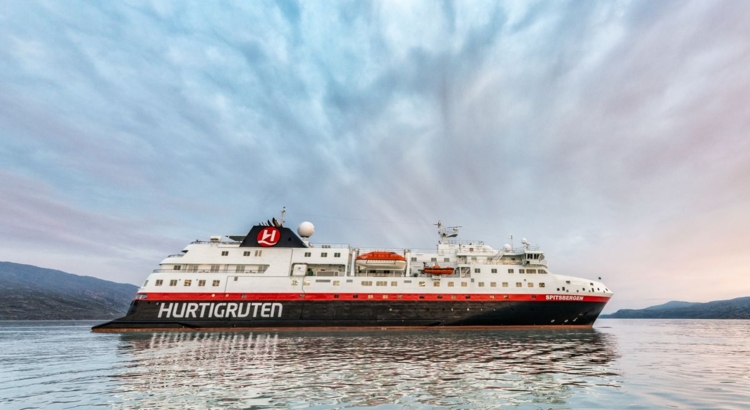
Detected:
left=435, top=220, right=460, bottom=244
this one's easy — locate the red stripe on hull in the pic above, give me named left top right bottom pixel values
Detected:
left=138, top=292, right=611, bottom=303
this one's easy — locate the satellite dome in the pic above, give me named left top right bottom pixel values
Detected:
left=297, top=221, right=314, bottom=238
left=503, top=244, right=512, bottom=252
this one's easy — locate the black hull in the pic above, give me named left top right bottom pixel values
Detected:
left=92, top=299, right=608, bottom=332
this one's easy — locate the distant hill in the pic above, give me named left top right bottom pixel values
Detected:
left=643, top=300, right=699, bottom=311
left=0, top=262, right=138, bottom=320
left=603, top=297, right=750, bottom=319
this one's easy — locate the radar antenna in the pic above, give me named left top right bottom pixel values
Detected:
left=279, top=206, right=286, bottom=227
left=435, top=220, right=460, bottom=244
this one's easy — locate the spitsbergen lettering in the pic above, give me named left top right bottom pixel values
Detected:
left=158, top=302, right=283, bottom=318
left=545, top=295, right=584, bottom=301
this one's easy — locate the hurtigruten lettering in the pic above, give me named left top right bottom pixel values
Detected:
left=158, top=302, right=283, bottom=319
left=546, top=295, right=585, bottom=301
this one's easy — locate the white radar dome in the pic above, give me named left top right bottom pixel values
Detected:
left=297, top=221, right=315, bottom=238
left=503, top=244, right=512, bottom=252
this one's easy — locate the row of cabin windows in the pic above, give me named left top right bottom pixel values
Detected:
left=150, top=278, right=547, bottom=290
left=292, top=280, right=546, bottom=288
left=194, top=258, right=550, bottom=273
left=518, top=269, right=545, bottom=274
left=341, top=265, right=546, bottom=275
left=527, top=254, right=542, bottom=260
left=218, top=250, right=264, bottom=257
left=303, top=252, right=342, bottom=258
left=173, top=265, right=260, bottom=273
left=327, top=294, right=522, bottom=300
left=380, top=267, right=547, bottom=275
left=153, top=279, right=221, bottom=287
left=411, top=257, right=453, bottom=262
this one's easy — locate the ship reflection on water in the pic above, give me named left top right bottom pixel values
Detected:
left=113, top=329, right=620, bottom=408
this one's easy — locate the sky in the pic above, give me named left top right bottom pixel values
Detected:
left=1, top=0, right=748, bottom=313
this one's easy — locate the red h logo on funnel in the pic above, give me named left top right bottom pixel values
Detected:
left=257, top=227, right=280, bottom=247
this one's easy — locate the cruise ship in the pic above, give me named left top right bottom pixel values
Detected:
left=92, top=210, right=612, bottom=332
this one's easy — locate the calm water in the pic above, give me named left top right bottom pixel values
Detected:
left=0, top=320, right=748, bottom=409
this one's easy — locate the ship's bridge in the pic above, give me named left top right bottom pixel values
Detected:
left=524, top=250, right=546, bottom=266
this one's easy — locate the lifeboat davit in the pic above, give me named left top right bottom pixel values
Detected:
left=423, top=265, right=454, bottom=275
left=356, top=251, right=407, bottom=270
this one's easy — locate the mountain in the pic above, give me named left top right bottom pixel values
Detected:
left=0, top=262, right=138, bottom=320
left=643, top=300, right=698, bottom=310
left=603, top=297, right=750, bottom=319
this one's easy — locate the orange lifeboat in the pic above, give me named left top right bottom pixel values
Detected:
left=423, top=264, right=454, bottom=275
left=355, top=251, right=407, bottom=270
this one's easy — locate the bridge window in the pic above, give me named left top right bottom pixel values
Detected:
left=173, top=265, right=181, bottom=270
